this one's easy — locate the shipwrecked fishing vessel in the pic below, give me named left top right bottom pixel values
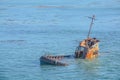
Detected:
left=40, top=15, right=100, bottom=66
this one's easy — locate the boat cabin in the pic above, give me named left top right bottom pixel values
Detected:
left=75, top=38, right=99, bottom=59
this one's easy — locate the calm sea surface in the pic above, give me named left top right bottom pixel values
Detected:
left=0, top=0, right=120, bottom=80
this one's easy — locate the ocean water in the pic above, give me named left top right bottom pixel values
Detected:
left=0, top=0, right=120, bottom=80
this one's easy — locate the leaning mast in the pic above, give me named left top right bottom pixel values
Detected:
left=87, top=15, right=95, bottom=38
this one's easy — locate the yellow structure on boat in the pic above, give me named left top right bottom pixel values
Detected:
left=75, top=37, right=99, bottom=59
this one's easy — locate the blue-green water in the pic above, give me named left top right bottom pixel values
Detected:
left=0, top=0, right=120, bottom=80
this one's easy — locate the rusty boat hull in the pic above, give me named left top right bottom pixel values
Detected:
left=40, top=15, right=100, bottom=66
left=40, top=38, right=100, bottom=66
left=40, top=55, right=73, bottom=66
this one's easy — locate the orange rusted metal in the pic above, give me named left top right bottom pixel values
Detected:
left=75, top=37, right=99, bottom=59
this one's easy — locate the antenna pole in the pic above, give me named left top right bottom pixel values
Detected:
left=87, top=15, right=95, bottom=38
